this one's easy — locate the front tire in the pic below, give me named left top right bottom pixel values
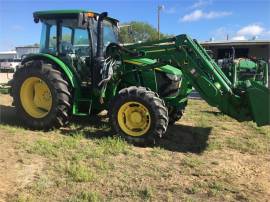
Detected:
left=12, top=61, right=71, bottom=130
left=168, top=101, right=188, bottom=125
left=168, top=107, right=184, bottom=124
left=109, top=86, right=168, bottom=144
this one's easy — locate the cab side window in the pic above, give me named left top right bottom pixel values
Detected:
left=49, top=25, right=57, bottom=53
left=74, top=28, right=90, bottom=57
left=59, top=27, right=73, bottom=55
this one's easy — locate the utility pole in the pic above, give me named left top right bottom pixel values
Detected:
left=158, top=5, right=164, bottom=40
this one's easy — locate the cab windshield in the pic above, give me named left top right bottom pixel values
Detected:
left=92, top=19, right=119, bottom=51
left=103, top=20, right=118, bottom=47
left=39, top=19, right=90, bottom=56
left=39, top=17, right=118, bottom=82
left=39, top=18, right=118, bottom=56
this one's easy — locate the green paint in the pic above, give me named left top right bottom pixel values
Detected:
left=22, top=53, right=85, bottom=116
left=34, top=10, right=89, bottom=15
left=124, top=58, right=156, bottom=65
left=237, top=59, right=256, bottom=70
left=9, top=10, right=268, bottom=127
left=124, top=58, right=182, bottom=75
left=246, top=81, right=270, bottom=126
left=122, top=34, right=269, bottom=125
left=33, top=10, right=119, bottom=23
left=155, top=64, right=182, bottom=75
left=22, top=53, right=79, bottom=88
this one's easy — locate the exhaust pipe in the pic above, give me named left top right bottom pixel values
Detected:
left=96, top=12, right=108, bottom=58
left=93, top=12, right=108, bottom=88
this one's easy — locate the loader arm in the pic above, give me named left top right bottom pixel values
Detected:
left=124, top=34, right=270, bottom=126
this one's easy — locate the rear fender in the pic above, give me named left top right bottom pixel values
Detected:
left=21, top=53, right=79, bottom=88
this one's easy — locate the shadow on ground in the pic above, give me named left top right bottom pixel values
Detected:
left=0, top=104, right=212, bottom=154
left=161, top=124, right=212, bottom=153
left=61, top=115, right=113, bottom=139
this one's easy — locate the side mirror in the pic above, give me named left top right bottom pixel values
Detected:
left=34, top=17, right=39, bottom=23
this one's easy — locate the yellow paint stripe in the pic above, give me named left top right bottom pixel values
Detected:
left=124, top=60, right=142, bottom=65
left=145, top=48, right=176, bottom=53
left=154, top=68, right=162, bottom=71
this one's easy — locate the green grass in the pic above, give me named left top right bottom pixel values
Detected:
left=0, top=124, right=27, bottom=134
left=94, top=136, right=130, bottom=155
left=67, top=191, right=103, bottom=202
left=226, top=135, right=268, bottom=154
left=137, top=186, right=154, bottom=201
left=33, top=176, right=53, bottom=194
left=181, top=156, right=204, bottom=168
left=65, top=163, right=95, bottom=182
left=1, top=98, right=270, bottom=202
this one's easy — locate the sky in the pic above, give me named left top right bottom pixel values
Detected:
left=0, top=0, right=270, bottom=51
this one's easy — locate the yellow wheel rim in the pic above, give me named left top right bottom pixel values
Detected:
left=117, top=101, right=151, bottom=137
left=20, top=77, right=52, bottom=118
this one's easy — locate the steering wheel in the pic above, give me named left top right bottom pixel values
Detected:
left=60, top=41, right=74, bottom=55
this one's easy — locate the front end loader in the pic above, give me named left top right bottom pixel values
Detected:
left=9, top=10, right=270, bottom=144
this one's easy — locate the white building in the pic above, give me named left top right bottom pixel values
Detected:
left=15, top=45, right=39, bottom=58
left=201, top=40, right=270, bottom=63
left=0, top=51, right=17, bottom=60
left=0, top=45, right=40, bottom=60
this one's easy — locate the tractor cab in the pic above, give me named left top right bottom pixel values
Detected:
left=34, top=10, right=119, bottom=82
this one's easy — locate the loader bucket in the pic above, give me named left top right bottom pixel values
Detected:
left=246, top=80, right=270, bottom=126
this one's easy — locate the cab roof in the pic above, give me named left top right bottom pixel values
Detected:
left=33, top=10, right=119, bottom=23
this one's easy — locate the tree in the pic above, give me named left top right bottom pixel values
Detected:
left=119, top=21, right=173, bottom=44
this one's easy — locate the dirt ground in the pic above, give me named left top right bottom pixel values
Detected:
left=0, top=95, right=42, bottom=201
left=0, top=132, right=44, bottom=201
left=0, top=94, right=269, bottom=201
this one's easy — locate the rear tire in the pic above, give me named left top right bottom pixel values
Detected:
left=109, top=86, right=168, bottom=144
left=12, top=60, right=72, bottom=130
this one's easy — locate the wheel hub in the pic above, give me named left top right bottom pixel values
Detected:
left=130, top=111, right=142, bottom=123
left=20, top=77, right=52, bottom=118
left=117, top=101, right=151, bottom=137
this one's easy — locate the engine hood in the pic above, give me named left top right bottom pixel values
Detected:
left=123, top=58, right=182, bottom=76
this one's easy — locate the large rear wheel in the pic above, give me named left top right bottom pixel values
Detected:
left=12, top=61, right=71, bottom=130
left=109, top=86, right=168, bottom=144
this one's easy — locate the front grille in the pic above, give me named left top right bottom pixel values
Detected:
left=156, top=72, right=181, bottom=97
left=239, top=69, right=257, bottom=81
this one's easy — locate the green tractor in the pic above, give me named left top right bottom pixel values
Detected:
left=217, top=48, right=269, bottom=88
left=11, top=10, right=270, bottom=144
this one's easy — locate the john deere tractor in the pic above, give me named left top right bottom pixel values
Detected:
left=11, top=10, right=270, bottom=144
left=217, top=47, right=269, bottom=88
